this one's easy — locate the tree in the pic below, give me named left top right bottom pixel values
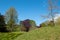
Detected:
left=41, top=0, right=59, bottom=26
left=20, top=21, right=26, bottom=31
left=20, top=19, right=31, bottom=32
left=20, top=19, right=36, bottom=32
left=30, top=20, right=36, bottom=30
left=0, top=13, right=8, bottom=32
left=5, top=7, right=18, bottom=32
left=55, top=17, right=60, bottom=25
left=48, top=0, right=59, bottom=26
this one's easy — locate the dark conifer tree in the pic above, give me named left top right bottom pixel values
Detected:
left=0, top=13, right=8, bottom=32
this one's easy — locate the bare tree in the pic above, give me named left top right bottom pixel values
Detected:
left=41, top=0, right=59, bottom=26
left=48, top=0, right=59, bottom=26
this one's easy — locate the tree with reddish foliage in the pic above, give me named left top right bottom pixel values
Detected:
left=20, top=19, right=31, bottom=32
left=20, top=19, right=36, bottom=32
left=22, top=19, right=31, bottom=32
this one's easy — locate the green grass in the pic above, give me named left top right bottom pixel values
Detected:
left=0, top=32, right=24, bottom=40
left=0, top=25, right=60, bottom=40
left=15, top=25, right=60, bottom=40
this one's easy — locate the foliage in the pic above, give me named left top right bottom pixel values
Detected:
left=40, top=23, right=46, bottom=27
left=20, top=21, right=26, bottom=31
left=20, top=19, right=36, bottom=32
left=29, top=20, right=36, bottom=30
left=0, top=13, right=8, bottom=32
left=48, top=21, right=55, bottom=26
left=5, top=7, right=18, bottom=32
left=20, top=19, right=31, bottom=32
left=55, top=17, right=60, bottom=25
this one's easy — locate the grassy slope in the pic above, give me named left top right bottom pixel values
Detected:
left=15, top=25, right=60, bottom=40
left=0, top=32, right=24, bottom=40
left=0, top=25, right=60, bottom=40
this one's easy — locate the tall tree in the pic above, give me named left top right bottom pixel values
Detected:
left=41, top=0, right=59, bottom=26
left=48, top=0, right=59, bottom=26
left=0, top=13, right=8, bottom=32
left=5, top=7, right=18, bottom=31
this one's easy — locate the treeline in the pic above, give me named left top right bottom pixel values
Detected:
left=0, top=7, right=56, bottom=32
left=0, top=7, right=40, bottom=32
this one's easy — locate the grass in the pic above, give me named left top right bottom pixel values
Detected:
left=15, top=25, right=60, bottom=40
left=0, top=25, right=60, bottom=40
left=0, top=32, right=24, bottom=40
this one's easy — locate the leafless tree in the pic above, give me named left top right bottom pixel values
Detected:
left=41, top=0, right=59, bottom=26
left=48, top=0, right=59, bottom=26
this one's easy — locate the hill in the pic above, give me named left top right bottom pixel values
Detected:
left=15, top=25, right=60, bottom=40
left=0, top=25, right=60, bottom=40
left=0, top=32, right=24, bottom=40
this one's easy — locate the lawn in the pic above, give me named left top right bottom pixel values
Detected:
left=0, top=32, right=24, bottom=40
left=15, top=25, right=60, bottom=40
left=0, top=25, right=60, bottom=40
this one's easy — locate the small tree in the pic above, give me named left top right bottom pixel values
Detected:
left=20, top=19, right=31, bottom=32
left=23, top=19, right=31, bottom=32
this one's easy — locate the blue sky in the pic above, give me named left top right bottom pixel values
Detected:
left=0, top=0, right=60, bottom=26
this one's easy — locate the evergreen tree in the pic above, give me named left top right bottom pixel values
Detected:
left=0, top=13, right=8, bottom=32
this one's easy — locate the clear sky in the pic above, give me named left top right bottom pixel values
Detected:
left=0, top=0, right=60, bottom=26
